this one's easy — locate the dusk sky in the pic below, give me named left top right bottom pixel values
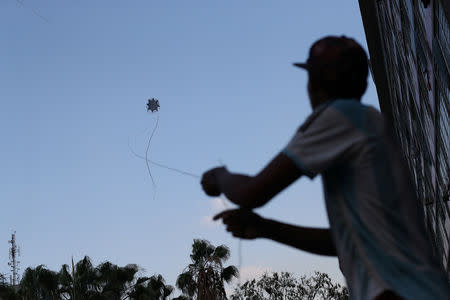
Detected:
left=1, top=0, right=380, bottom=294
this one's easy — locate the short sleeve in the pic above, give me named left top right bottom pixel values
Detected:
left=282, top=104, right=365, bottom=178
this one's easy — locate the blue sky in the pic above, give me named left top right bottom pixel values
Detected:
left=0, top=0, right=380, bottom=293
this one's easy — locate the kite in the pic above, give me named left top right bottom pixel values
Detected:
left=131, top=98, right=196, bottom=192
left=129, top=98, right=199, bottom=181
left=147, top=98, right=160, bottom=113
left=144, top=98, right=160, bottom=194
left=130, top=99, right=241, bottom=278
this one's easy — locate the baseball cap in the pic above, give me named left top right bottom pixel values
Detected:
left=293, top=35, right=367, bottom=74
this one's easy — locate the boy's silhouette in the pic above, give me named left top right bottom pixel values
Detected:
left=201, top=36, right=450, bottom=300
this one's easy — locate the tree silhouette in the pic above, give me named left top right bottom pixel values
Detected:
left=19, top=265, right=59, bottom=300
left=0, top=273, right=19, bottom=300
left=127, top=274, right=174, bottom=300
left=58, top=256, right=100, bottom=299
left=176, top=239, right=238, bottom=300
left=231, top=271, right=348, bottom=300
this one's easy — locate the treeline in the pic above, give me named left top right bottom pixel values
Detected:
left=230, top=271, right=348, bottom=300
left=0, top=239, right=347, bottom=300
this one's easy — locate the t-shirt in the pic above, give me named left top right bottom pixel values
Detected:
left=282, top=99, right=450, bottom=300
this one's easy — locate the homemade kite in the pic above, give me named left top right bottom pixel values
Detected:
left=130, top=99, right=242, bottom=278
left=147, top=98, right=160, bottom=113
left=129, top=98, right=199, bottom=188
left=132, top=99, right=233, bottom=190
left=144, top=98, right=160, bottom=191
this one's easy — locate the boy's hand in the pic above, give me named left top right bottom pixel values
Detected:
left=201, top=167, right=226, bottom=196
left=213, top=209, right=265, bottom=239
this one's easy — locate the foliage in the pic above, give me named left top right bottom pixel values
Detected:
left=20, top=265, right=60, bottom=300
left=230, top=271, right=348, bottom=300
left=0, top=273, right=20, bottom=300
left=0, top=240, right=347, bottom=300
left=127, top=274, right=174, bottom=300
left=176, top=239, right=239, bottom=300
left=57, top=256, right=173, bottom=300
left=58, top=256, right=101, bottom=300
left=0, top=257, right=173, bottom=300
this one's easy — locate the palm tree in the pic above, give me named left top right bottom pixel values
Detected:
left=95, top=261, right=139, bottom=300
left=127, top=274, right=174, bottom=300
left=58, top=256, right=100, bottom=300
left=58, top=256, right=140, bottom=300
left=176, top=239, right=238, bottom=300
left=19, top=265, right=59, bottom=300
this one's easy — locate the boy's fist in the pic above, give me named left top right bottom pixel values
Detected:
left=201, top=167, right=226, bottom=196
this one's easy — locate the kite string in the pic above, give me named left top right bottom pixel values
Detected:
left=218, top=196, right=242, bottom=286
left=216, top=159, right=242, bottom=284
left=145, top=114, right=159, bottom=191
left=14, top=0, right=50, bottom=23
left=129, top=141, right=243, bottom=284
left=128, top=141, right=200, bottom=179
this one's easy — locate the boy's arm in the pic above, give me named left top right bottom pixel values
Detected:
left=201, top=153, right=303, bottom=209
left=214, top=209, right=337, bottom=256
left=263, top=218, right=337, bottom=256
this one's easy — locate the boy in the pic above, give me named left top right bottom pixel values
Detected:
left=201, top=36, right=450, bottom=300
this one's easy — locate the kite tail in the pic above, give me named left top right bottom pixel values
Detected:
left=145, top=114, right=159, bottom=190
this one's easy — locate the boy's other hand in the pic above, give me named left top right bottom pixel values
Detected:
left=213, top=209, right=265, bottom=239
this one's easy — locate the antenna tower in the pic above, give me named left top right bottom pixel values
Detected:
left=8, top=231, right=20, bottom=286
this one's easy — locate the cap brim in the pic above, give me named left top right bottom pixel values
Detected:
left=293, top=62, right=309, bottom=69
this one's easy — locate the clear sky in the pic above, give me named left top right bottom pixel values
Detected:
left=1, top=0, right=380, bottom=294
